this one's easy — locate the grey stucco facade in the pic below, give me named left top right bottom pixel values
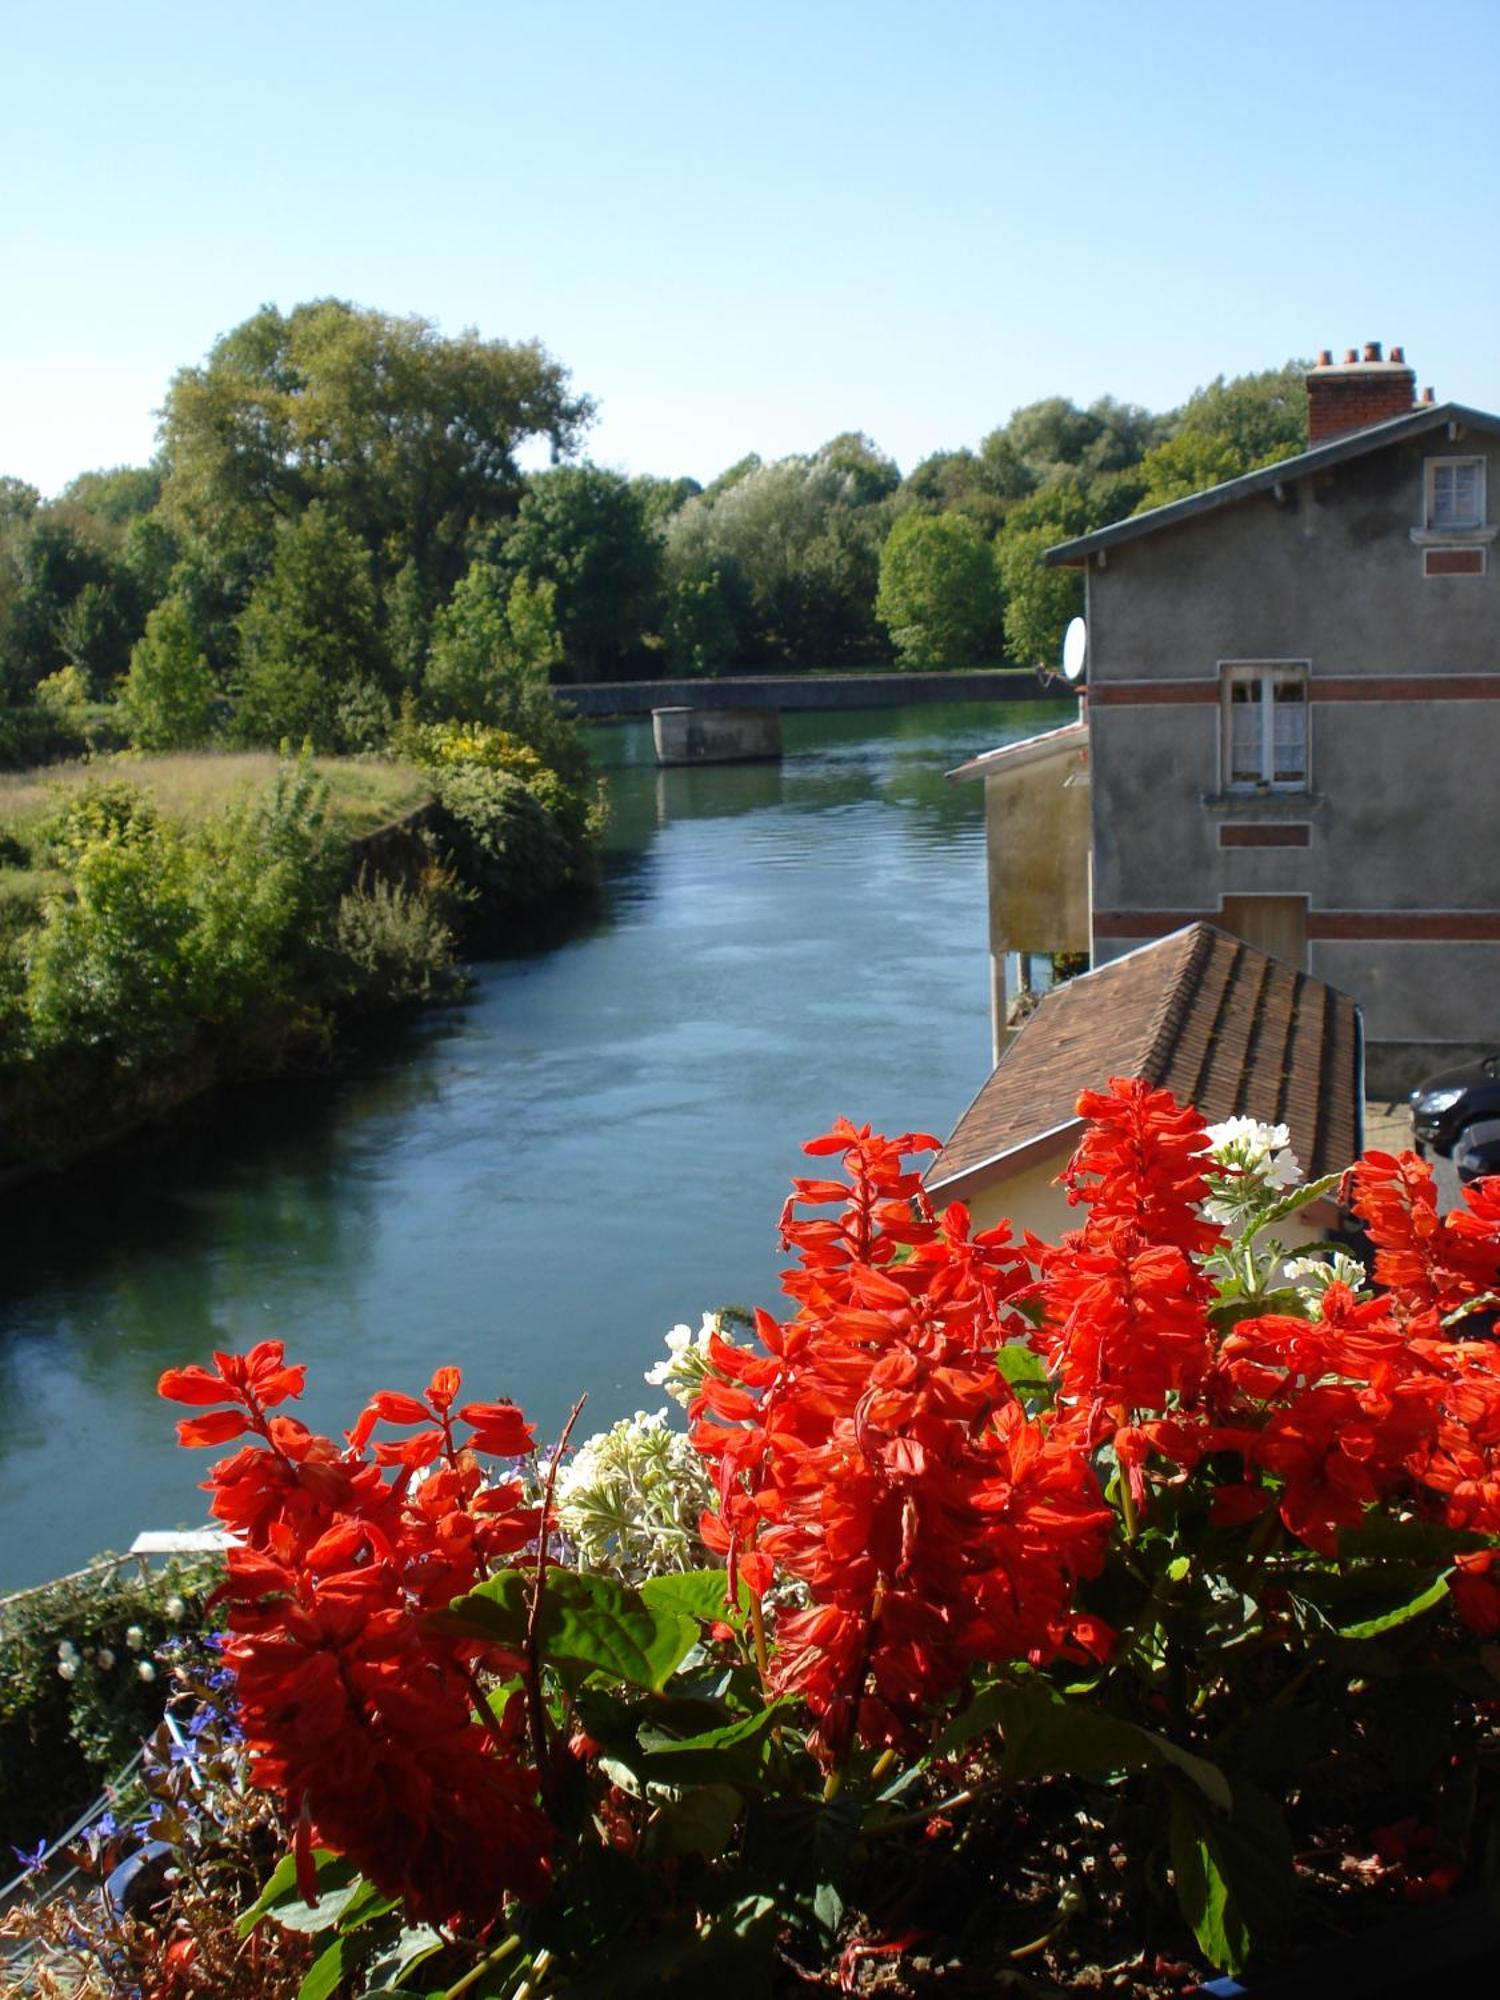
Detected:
left=1054, top=409, right=1500, bottom=1094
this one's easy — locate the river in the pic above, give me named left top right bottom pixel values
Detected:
left=0, top=700, right=1067, bottom=1589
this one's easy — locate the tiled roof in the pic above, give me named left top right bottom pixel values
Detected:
left=928, top=924, right=1361, bottom=1194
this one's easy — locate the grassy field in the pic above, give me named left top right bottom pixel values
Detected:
left=0, top=753, right=431, bottom=849
left=0, top=754, right=433, bottom=931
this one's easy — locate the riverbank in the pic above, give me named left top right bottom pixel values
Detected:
left=559, top=665, right=1055, bottom=717
left=0, top=703, right=1068, bottom=1592
left=0, top=736, right=601, bottom=1189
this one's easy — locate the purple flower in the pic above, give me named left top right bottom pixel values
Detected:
left=10, top=1839, right=47, bottom=1874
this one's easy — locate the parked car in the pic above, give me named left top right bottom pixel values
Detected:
left=1409, top=1054, right=1500, bottom=1155
left=1453, top=1117, right=1500, bottom=1186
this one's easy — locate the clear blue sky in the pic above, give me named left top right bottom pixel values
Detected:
left=6, top=0, right=1499, bottom=497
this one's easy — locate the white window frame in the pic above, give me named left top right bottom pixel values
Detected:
left=1425, top=456, right=1487, bottom=533
left=1219, top=662, right=1310, bottom=794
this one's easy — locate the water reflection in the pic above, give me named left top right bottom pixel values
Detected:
left=0, top=700, right=1067, bottom=1587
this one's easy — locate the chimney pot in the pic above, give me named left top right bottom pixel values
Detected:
left=1317, top=349, right=1333, bottom=367
left=1421, top=386, right=1435, bottom=404
left=1307, top=344, right=1420, bottom=444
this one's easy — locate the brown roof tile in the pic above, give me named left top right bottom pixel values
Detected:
left=928, top=924, right=1361, bottom=1195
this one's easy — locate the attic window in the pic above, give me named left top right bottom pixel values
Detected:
left=1221, top=664, right=1308, bottom=791
left=1426, top=457, right=1486, bottom=532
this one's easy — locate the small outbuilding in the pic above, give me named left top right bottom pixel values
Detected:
left=927, top=922, right=1362, bottom=1241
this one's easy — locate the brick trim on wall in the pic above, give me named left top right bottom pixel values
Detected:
left=1093, top=910, right=1500, bottom=942
left=1219, top=824, right=1311, bottom=848
left=1091, top=675, right=1500, bottom=706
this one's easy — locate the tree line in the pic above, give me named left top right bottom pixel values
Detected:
left=0, top=299, right=1310, bottom=756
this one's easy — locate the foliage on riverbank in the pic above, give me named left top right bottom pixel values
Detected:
left=0, top=1555, right=216, bottom=1861
left=0, top=730, right=599, bottom=1175
left=10, top=1094, right=1500, bottom=1995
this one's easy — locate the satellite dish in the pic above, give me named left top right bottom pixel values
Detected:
left=1061, top=616, right=1088, bottom=682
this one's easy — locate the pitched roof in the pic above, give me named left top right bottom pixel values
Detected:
left=947, top=714, right=1088, bottom=784
left=1042, top=402, right=1500, bottom=568
left=928, top=924, right=1361, bottom=1197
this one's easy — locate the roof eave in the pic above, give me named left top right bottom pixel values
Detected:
left=1041, top=402, right=1500, bottom=567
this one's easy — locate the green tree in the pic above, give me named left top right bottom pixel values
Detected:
left=876, top=512, right=1005, bottom=667
left=663, top=435, right=899, bottom=667
left=423, top=563, right=581, bottom=781
left=122, top=597, right=218, bottom=748
left=495, top=465, right=662, bottom=681
left=1136, top=363, right=1308, bottom=510
left=994, top=478, right=1129, bottom=669
left=234, top=503, right=382, bottom=749
left=159, top=300, right=593, bottom=611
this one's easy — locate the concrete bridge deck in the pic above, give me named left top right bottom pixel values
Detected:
left=557, top=669, right=1056, bottom=718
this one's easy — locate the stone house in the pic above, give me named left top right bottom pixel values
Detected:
left=964, top=345, right=1500, bottom=1095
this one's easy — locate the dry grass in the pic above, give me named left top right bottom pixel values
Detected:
left=0, top=753, right=431, bottom=855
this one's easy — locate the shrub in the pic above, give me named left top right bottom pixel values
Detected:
left=0, top=1554, right=215, bottom=1854
left=331, top=871, right=459, bottom=1009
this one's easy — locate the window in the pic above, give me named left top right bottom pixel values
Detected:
left=1426, top=456, right=1486, bottom=532
left=1221, top=664, right=1308, bottom=791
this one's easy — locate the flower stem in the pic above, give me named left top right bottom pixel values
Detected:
left=442, top=1933, right=522, bottom=1999
left=527, top=1394, right=587, bottom=1816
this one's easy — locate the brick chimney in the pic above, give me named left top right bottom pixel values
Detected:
left=1306, top=343, right=1419, bottom=445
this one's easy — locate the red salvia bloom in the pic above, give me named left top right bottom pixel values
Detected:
left=693, top=1122, right=1111, bottom=1763
left=160, top=1348, right=552, bottom=1925
left=1039, top=1081, right=1221, bottom=1429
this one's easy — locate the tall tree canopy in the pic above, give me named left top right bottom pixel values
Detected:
left=158, top=300, right=594, bottom=606
left=663, top=434, right=900, bottom=668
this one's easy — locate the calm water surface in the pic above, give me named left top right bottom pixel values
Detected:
left=0, top=702, right=1066, bottom=1588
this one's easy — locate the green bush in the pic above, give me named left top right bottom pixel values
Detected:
left=24, top=761, right=336, bottom=1061
left=332, top=871, right=460, bottom=1009
left=0, top=1554, right=216, bottom=1854
left=429, top=760, right=582, bottom=911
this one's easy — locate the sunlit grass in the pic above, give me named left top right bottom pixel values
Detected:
left=0, top=752, right=432, bottom=864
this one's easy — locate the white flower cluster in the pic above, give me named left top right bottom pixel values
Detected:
left=554, top=1407, right=716, bottom=1581
left=1203, top=1116, right=1303, bottom=1225
left=643, top=1311, right=731, bottom=1412
left=1283, top=1247, right=1369, bottom=1307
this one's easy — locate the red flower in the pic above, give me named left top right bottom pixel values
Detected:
left=692, top=1123, right=1110, bottom=1763
left=160, top=1350, right=551, bottom=1923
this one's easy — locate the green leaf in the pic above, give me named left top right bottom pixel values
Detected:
left=635, top=1699, right=788, bottom=1786
left=641, top=1568, right=748, bottom=1627
left=996, top=1343, right=1050, bottom=1386
left=442, top=1568, right=698, bottom=1690
left=996, top=1342, right=1055, bottom=1410
left=238, top=1851, right=375, bottom=1938
left=360, top=1925, right=446, bottom=1991
left=297, top=1937, right=348, bottom=2000
left=638, top=1700, right=786, bottom=1759
left=933, top=1680, right=1230, bottom=1811
left=1250, top=1169, right=1345, bottom=1234
left=1209, top=1286, right=1306, bottom=1330
left=645, top=1782, right=743, bottom=1858
left=1169, top=1781, right=1295, bottom=1976
left=1337, top=1571, right=1450, bottom=1639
